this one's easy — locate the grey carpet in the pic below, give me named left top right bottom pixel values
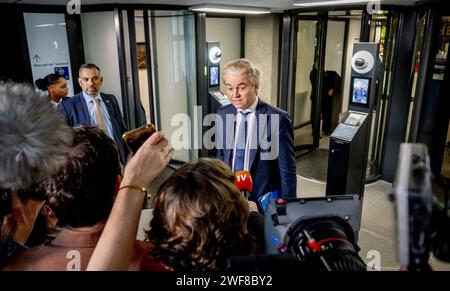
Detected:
left=296, top=148, right=329, bottom=182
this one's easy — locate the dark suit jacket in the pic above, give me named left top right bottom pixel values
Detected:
left=58, top=92, right=128, bottom=164
left=216, top=99, right=297, bottom=201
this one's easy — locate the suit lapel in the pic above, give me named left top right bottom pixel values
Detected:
left=101, top=93, right=115, bottom=118
left=76, top=93, right=91, bottom=125
left=249, top=99, right=268, bottom=169
left=223, top=106, right=237, bottom=166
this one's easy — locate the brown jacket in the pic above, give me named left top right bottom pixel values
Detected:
left=1, top=222, right=154, bottom=271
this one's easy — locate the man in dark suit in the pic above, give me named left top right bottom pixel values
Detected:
left=216, top=59, right=297, bottom=203
left=58, top=64, right=128, bottom=164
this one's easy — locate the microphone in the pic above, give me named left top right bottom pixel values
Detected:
left=235, top=170, right=253, bottom=199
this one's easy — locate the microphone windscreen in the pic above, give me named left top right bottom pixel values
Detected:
left=235, top=170, right=253, bottom=192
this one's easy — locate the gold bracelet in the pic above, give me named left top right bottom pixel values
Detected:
left=118, top=184, right=149, bottom=198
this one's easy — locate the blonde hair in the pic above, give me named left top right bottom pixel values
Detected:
left=222, top=58, right=260, bottom=87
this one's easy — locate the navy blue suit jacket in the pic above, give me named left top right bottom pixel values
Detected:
left=58, top=92, right=128, bottom=164
left=216, top=99, right=297, bottom=201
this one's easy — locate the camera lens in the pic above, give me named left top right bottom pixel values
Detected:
left=285, top=217, right=367, bottom=271
left=354, top=58, right=366, bottom=68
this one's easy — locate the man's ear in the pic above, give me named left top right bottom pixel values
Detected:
left=78, top=77, right=82, bottom=87
left=40, top=204, right=52, bottom=216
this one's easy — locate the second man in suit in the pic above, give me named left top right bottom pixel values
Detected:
left=58, top=64, right=128, bottom=164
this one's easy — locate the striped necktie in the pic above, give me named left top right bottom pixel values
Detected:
left=92, top=97, right=107, bottom=132
left=233, top=111, right=250, bottom=173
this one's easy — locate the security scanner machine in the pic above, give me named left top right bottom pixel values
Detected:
left=326, top=43, right=380, bottom=198
left=206, top=42, right=229, bottom=114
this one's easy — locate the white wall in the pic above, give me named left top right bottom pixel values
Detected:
left=245, top=14, right=279, bottom=106
left=342, top=19, right=362, bottom=113
left=81, top=12, right=123, bottom=113
left=24, top=13, right=75, bottom=97
left=206, top=17, right=242, bottom=94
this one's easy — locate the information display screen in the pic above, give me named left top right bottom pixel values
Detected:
left=209, top=66, right=219, bottom=87
left=350, top=77, right=370, bottom=106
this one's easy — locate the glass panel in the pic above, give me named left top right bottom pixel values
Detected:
left=437, top=16, right=450, bottom=179
left=405, top=11, right=428, bottom=141
left=135, top=11, right=152, bottom=124
left=293, top=20, right=317, bottom=152
left=151, top=11, right=197, bottom=162
left=24, top=13, right=75, bottom=97
left=324, top=20, right=345, bottom=134
left=367, top=11, right=398, bottom=180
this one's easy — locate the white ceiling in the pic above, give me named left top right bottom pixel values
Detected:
left=0, top=0, right=429, bottom=12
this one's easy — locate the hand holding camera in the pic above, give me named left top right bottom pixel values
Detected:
left=121, top=128, right=174, bottom=190
left=122, top=124, right=157, bottom=155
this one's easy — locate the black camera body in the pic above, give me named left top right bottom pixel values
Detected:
left=263, top=195, right=367, bottom=271
left=265, top=195, right=362, bottom=255
left=392, top=143, right=434, bottom=270
left=226, top=195, right=367, bottom=271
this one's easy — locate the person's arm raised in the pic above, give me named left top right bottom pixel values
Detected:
left=87, top=131, right=173, bottom=271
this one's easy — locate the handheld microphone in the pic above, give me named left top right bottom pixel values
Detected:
left=235, top=170, right=253, bottom=199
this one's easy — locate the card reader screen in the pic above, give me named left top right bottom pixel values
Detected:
left=351, top=77, right=370, bottom=105
left=209, top=66, right=219, bottom=87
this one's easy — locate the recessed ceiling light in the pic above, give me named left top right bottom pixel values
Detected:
left=189, top=4, right=271, bottom=15
left=294, top=0, right=373, bottom=7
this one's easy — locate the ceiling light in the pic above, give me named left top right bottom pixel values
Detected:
left=189, top=4, right=271, bottom=15
left=293, top=0, right=373, bottom=7
left=34, top=24, right=56, bottom=28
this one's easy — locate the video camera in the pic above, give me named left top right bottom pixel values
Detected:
left=227, top=195, right=367, bottom=271
left=391, top=143, right=450, bottom=270
left=264, top=195, right=366, bottom=271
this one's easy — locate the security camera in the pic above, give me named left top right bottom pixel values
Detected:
left=351, top=50, right=375, bottom=74
left=354, top=58, right=368, bottom=70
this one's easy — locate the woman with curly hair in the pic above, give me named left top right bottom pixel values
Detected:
left=146, top=158, right=257, bottom=271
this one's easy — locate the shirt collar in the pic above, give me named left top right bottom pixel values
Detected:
left=238, top=96, right=259, bottom=114
left=82, top=91, right=101, bottom=103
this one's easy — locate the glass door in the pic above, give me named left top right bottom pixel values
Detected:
left=292, top=17, right=323, bottom=156
left=366, top=10, right=398, bottom=181
left=117, top=9, right=198, bottom=162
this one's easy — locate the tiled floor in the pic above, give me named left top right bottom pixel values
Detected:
left=297, top=175, right=450, bottom=271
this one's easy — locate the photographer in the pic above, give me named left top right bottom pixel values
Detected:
left=0, top=82, right=73, bottom=265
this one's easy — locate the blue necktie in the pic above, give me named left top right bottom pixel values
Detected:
left=233, top=111, right=250, bottom=173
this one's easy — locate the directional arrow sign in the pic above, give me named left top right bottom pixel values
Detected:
left=33, top=54, right=41, bottom=62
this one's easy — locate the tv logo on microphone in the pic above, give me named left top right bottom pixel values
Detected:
left=235, top=170, right=253, bottom=199
left=236, top=171, right=251, bottom=184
